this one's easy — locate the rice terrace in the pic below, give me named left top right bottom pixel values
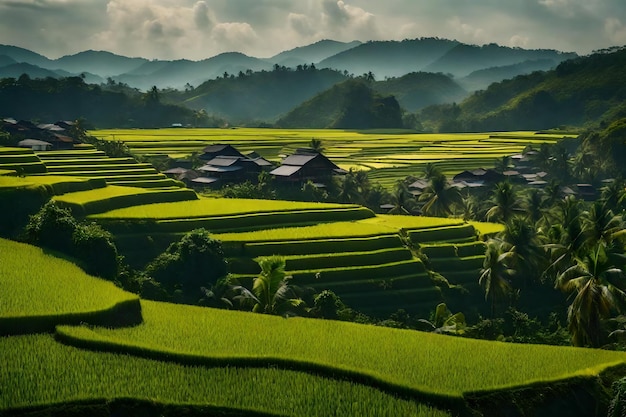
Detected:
left=3, top=16, right=626, bottom=416
left=3, top=120, right=626, bottom=417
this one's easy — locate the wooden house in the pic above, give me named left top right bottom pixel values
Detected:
left=270, top=151, right=346, bottom=184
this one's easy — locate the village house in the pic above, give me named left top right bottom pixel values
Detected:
left=270, top=150, right=346, bottom=185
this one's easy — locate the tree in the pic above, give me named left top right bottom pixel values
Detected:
left=479, top=240, right=514, bottom=316
left=486, top=181, right=524, bottom=223
left=419, top=173, right=461, bottom=217
left=388, top=181, right=415, bottom=215
left=251, top=256, right=306, bottom=316
left=500, top=217, right=546, bottom=287
left=144, top=229, right=228, bottom=302
left=309, top=138, right=324, bottom=153
left=556, top=243, right=626, bottom=347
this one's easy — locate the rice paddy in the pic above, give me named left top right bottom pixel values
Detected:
left=90, top=128, right=576, bottom=187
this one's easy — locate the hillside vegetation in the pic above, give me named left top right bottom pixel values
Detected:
left=276, top=79, right=403, bottom=129
left=419, top=46, right=626, bottom=131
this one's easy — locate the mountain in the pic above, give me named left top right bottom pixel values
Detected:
left=269, top=39, right=362, bottom=67
left=0, top=55, right=17, bottom=67
left=419, top=47, right=626, bottom=131
left=0, top=63, right=60, bottom=80
left=374, top=72, right=467, bottom=112
left=114, top=52, right=273, bottom=90
left=276, top=79, right=403, bottom=129
left=458, top=59, right=559, bottom=92
left=319, top=38, right=459, bottom=78
left=423, top=43, right=576, bottom=77
left=52, top=50, right=148, bottom=77
left=179, top=67, right=348, bottom=122
left=0, top=44, right=53, bottom=68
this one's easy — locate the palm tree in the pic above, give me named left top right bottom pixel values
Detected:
left=389, top=181, right=415, bottom=215
left=479, top=240, right=515, bottom=316
left=523, top=188, right=547, bottom=226
left=252, top=256, right=306, bottom=316
left=336, top=171, right=362, bottom=204
left=600, top=178, right=626, bottom=214
left=582, top=201, right=623, bottom=249
left=486, top=181, right=524, bottom=223
left=556, top=243, right=626, bottom=347
left=501, top=217, right=546, bottom=286
left=309, top=138, right=324, bottom=153
left=419, top=173, right=462, bottom=217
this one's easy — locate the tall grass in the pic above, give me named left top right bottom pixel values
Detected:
left=0, top=238, right=138, bottom=332
left=0, top=334, right=450, bottom=417
left=59, top=300, right=626, bottom=398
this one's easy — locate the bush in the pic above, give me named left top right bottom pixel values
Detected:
left=72, top=223, right=120, bottom=280
left=26, top=201, right=77, bottom=254
left=144, top=229, right=228, bottom=302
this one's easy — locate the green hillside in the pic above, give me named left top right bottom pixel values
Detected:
left=420, top=46, right=626, bottom=131
left=276, top=79, right=403, bottom=129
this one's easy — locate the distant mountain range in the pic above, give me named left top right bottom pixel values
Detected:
left=0, top=38, right=576, bottom=91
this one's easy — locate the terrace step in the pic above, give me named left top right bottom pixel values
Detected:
left=420, top=241, right=486, bottom=258
left=230, top=234, right=404, bottom=257
left=428, top=255, right=485, bottom=272
left=408, top=224, right=478, bottom=245
left=290, top=259, right=426, bottom=285
left=307, top=273, right=434, bottom=294
left=107, top=179, right=184, bottom=188
left=439, top=269, right=481, bottom=286
left=42, top=157, right=138, bottom=166
left=0, top=161, right=47, bottom=174
left=45, top=163, right=157, bottom=173
left=36, top=150, right=107, bottom=158
left=227, top=247, right=414, bottom=275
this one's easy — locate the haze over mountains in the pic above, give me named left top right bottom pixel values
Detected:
left=0, top=38, right=575, bottom=92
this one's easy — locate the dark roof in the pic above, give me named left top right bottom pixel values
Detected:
left=408, top=179, right=429, bottom=190
left=205, top=156, right=242, bottom=167
left=270, top=165, right=303, bottom=177
left=281, top=154, right=318, bottom=166
left=202, top=144, right=231, bottom=153
left=198, top=165, right=242, bottom=173
left=251, top=157, right=273, bottom=167
left=37, top=123, right=65, bottom=132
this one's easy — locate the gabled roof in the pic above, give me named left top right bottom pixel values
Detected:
left=281, top=154, right=318, bottom=166
left=251, top=157, right=273, bottom=167
left=192, top=177, right=220, bottom=184
left=198, top=165, right=242, bottom=173
left=270, top=165, right=303, bottom=177
left=163, top=167, right=190, bottom=175
left=18, top=139, right=52, bottom=147
left=205, top=155, right=242, bottom=167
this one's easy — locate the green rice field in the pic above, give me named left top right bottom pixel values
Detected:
left=90, top=128, right=577, bottom=187
left=57, top=300, right=626, bottom=398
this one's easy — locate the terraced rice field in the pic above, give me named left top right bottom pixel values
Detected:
left=91, top=128, right=576, bottom=188
left=0, top=238, right=140, bottom=334
left=57, top=300, right=626, bottom=399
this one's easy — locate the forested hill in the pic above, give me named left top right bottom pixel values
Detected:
left=173, top=68, right=467, bottom=123
left=419, top=46, right=626, bottom=132
left=0, top=75, right=221, bottom=128
left=179, top=67, right=348, bottom=123
left=275, top=79, right=403, bottom=129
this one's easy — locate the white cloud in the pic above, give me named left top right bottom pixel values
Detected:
left=321, top=0, right=379, bottom=40
left=605, top=18, right=626, bottom=44
left=509, top=34, right=530, bottom=48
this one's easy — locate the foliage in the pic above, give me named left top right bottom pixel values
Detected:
left=25, top=201, right=120, bottom=280
left=144, top=229, right=228, bottom=303
left=251, top=256, right=307, bottom=316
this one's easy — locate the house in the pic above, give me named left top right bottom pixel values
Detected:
left=199, top=144, right=245, bottom=161
left=453, top=168, right=504, bottom=184
left=197, top=155, right=270, bottom=183
left=270, top=151, right=346, bottom=184
left=17, top=139, right=52, bottom=151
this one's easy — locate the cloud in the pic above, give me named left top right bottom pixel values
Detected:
left=605, top=18, right=626, bottom=45
left=288, top=12, right=316, bottom=37
left=213, top=22, right=259, bottom=49
left=193, top=1, right=213, bottom=30
left=321, top=0, right=379, bottom=40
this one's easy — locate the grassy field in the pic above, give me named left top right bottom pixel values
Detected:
left=1, top=334, right=449, bottom=417
left=57, top=300, right=626, bottom=399
left=0, top=238, right=139, bottom=334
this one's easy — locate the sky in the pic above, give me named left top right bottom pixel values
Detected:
left=0, top=0, right=625, bottom=60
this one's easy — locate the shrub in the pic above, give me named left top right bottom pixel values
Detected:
left=25, top=201, right=77, bottom=254
left=72, top=222, right=120, bottom=280
left=144, top=229, right=228, bottom=302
